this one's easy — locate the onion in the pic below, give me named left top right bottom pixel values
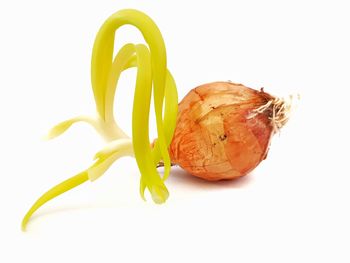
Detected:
left=21, top=9, right=294, bottom=231
left=169, top=81, right=291, bottom=181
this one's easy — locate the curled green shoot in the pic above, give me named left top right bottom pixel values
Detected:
left=22, top=9, right=178, bottom=231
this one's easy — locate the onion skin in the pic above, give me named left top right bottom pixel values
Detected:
left=169, top=81, right=277, bottom=181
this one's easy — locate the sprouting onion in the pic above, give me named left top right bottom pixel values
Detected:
left=22, top=9, right=178, bottom=230
left=22, top=9, right=295, bottom=231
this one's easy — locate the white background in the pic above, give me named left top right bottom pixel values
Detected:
left=1, top=0, right=349, bottom=262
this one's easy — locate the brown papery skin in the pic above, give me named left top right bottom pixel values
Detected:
left=169, top=81, right=275, bottom=181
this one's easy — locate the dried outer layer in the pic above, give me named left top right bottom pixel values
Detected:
left=169, top=81, right=277, bottom=181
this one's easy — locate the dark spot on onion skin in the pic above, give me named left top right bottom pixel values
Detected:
left=219, top=134, right=227, bottom=141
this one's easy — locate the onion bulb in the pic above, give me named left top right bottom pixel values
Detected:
left=169, top=81, right=291, bottom=181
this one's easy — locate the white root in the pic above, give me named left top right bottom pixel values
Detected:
left=248, top=94, right=299, bottom=133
